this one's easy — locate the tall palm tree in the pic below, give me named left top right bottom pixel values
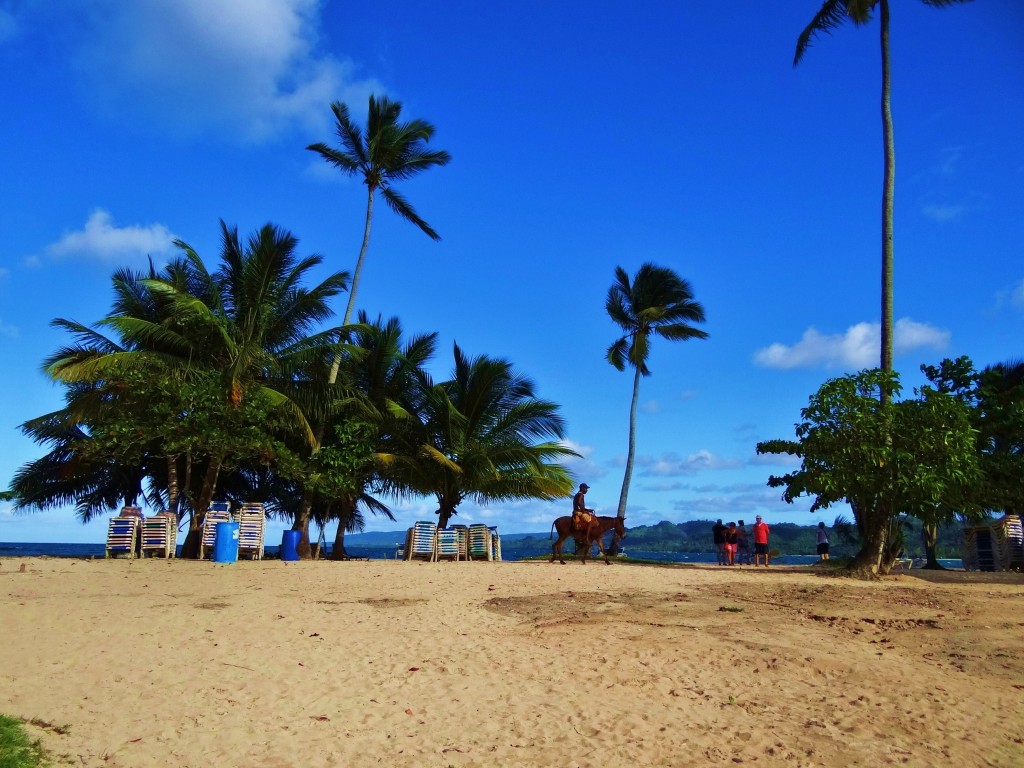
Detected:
left=392, top=343, right=578, bottom=529
left=606, top=263, right=708, bottom=520
left=795, top=0, right=972, bottom=389
left=307, top=95, right=450, bottom=383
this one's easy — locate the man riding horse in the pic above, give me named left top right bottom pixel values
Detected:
left=572, top=483, right=597, bottom=536
left=549, top=482, right=626, bottom=564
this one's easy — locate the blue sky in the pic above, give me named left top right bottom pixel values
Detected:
left=1, top=1, right=1021, bottom=544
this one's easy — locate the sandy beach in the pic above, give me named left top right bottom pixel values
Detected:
left=1, top=557, right=1022, bottom=768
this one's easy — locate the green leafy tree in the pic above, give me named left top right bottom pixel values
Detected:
left=392, top=343, right=578, bottom=529
left=29, top=222, right=348, bottom=556
left=307, top=95, right=450, bottom=383
left=795, top=0, right=972, bottom=388
left=920, top=356, right=1024, bottom=566
left=606, top=263, right=708, bottom=520
left=757, top=368, right=980, bottom=576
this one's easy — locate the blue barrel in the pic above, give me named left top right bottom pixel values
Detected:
left=212, top=521, right=239, bottom=563
left=280, top=529, right=301, bottom=561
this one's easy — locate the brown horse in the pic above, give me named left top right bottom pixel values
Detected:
left=549, top=515, right=626, bottom=565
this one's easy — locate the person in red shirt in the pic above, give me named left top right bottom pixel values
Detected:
left=752, top=515, right=770, bottom=566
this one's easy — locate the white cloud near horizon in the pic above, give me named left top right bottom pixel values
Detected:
left=1012, top=279, right=1024, bottom=310
left=47, top=209, right=177, bottom=263
left=559, top=438, right=607, bottom=483
left=639, top=450, right=743, bottom=477
left=753, top=318, right=950, bottom=370
left=64, top=0, right=381, bottom=142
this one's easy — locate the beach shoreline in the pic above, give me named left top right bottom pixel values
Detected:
left=2, top=557, right=1022, bottom=767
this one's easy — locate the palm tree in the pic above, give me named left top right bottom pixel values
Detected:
left=42, top=222, right=350, bottom=555
left=392, top=343, right=578, bottom=529
left=606, top=263, right=708, bottom=520
left=794, top=0, right=971, bottom=389
left=307, top=95, right=450, bottom=383
left=327, top=313, right=439, bottom=559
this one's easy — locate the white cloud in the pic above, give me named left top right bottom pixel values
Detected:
left=0, top=267, right=9, bottom=280
left=0, top=318, right=18, bottom=338
left=47, top=209, right=177, bottom=263
left=922, top=203, right=967, bottom=222
left=67, top=0, right=381, bottom=142
left=639, top=450, right=743, bottom=477
left=753, top=318, right=950, bottom=370
left=1012, top=279, right=1024, bottom=310
left=670, top=483, right=797, bottom=519
left=640, top=400, right=659, bottom=414
left=559, top=439, right=607, bottom=482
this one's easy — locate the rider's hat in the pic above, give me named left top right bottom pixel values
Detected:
left=580, top=483, right=589, bottom=490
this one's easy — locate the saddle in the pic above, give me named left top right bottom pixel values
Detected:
left=572, top=511, right=594, bottom=533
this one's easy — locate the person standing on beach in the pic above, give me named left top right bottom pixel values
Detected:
left=572, top=483, right=595, bottom=533
left=712, top=519, right=726, bottom=565
left=816, top=521, right=830, bottom=561
left=752, top=515, right=771, bottom=566
left=724, top=522, right=738, bottom=566
left=736, top=520, right=751, bottom=565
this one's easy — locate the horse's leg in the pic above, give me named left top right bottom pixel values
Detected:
left=552, top=533, right=568, bottom=564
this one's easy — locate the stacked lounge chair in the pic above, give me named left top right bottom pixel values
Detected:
left=141, top=512, right=177, bottom=558
left=237, top=503, right=266, bottom=560
left=404, top=521, right=437, bottom=561
left=963, top=514, right=1024, bottom=572
left=489, top=526, right=502, bottom=561
left=435, top=528, right=460, bottom=561
left=467, top=524, right=492, bottom=561
left=199, top=501, right=232, bottom=560
left=105, top=514, right=140, bottom=559
left=450, top=524, right=469, bottom=560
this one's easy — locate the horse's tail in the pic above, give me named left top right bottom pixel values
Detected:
left=550, top=520, right=556, bottom=540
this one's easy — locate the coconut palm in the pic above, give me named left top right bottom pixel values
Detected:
left=326, top=313, right=438, bottom=559
left=307, top=95, right=450, bottom=383
left=392, top=343, right=578, bottom=529
left=606, top=263, right=708, bottom=520
left=794, top=0, right=972, bottom=386
left=40, top=222, right=350, bottom=555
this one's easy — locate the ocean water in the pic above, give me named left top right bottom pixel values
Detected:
left=0, top=541, right=962, bottom=569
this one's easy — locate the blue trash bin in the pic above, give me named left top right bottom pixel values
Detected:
left=212, top=521, right=239, bottom=563
left=280, top=529, right=301, bottom=561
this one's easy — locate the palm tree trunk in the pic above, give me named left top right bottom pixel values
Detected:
left=879, top=0, right=895, bottom=397
left=437, top=504, right=455, bottom=530
left=330, top=496, right=356, bottom=560
left=180, top=455, right=223, bottom=558
left=292, top=497, right=314, bottom=559
left=921, top=522, right=944, bottom=569
left=616, top=365, right=642, bottom=519
left=166, top=454, right=180, bottom=515
left=328, top=186, right=376, bottom=385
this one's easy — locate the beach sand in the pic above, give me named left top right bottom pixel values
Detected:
left=1, top=557, right=1022, bottom=767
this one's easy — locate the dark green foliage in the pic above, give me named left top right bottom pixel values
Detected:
left=756, top=367, right=980, bottom=574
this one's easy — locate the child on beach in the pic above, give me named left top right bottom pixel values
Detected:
left=816, top=521, right=830, bottom=561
